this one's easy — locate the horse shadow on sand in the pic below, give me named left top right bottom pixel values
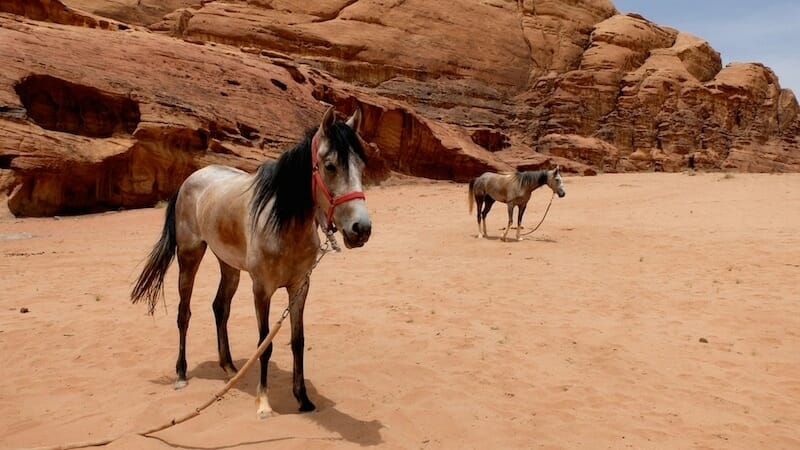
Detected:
left=479, top=230, right=559, bottom=244
left=150, top=359, right=384, bottom=447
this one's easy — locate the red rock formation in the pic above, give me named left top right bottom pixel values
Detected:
left=0, top=4, right=328, bottom=215
left=1, top=0, right=798, bottom=216
left=123, top=0, right=800, bottom=173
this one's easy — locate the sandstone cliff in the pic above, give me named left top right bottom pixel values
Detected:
left=1, top=0, right=797, bottom=215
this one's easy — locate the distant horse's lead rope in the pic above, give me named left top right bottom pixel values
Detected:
left=25, top=237, right=337, bottom=450
left=519, top=192, right=556, bottom=237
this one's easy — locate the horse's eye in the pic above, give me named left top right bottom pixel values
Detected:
left=324, top=163, right=336, bottom=173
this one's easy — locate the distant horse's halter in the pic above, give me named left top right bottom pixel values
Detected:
left=311, top=133, right=366, bottom=232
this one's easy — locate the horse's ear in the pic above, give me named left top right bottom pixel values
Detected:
left=346, top=107, right=362, bottom=131
left=319, top=106, right=336, bottom=137
left=554, top=165, right=560, bottom=174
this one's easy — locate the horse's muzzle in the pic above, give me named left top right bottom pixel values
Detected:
left=343, top=220, right=371, bottom=248
left=558, top=190, right=566, bottom=198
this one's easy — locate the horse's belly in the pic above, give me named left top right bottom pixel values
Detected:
left=207, top=240, right=248, bottom=271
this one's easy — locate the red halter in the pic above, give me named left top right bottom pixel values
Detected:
left=311, top=133, right=366, bottom=232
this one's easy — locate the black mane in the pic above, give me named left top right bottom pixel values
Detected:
left=250, top=122, right=366, bottom=232
left=515, top=170, right=548, bottom=189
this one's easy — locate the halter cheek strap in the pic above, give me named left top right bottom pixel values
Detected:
left=311, top=133, right=366, bottom=232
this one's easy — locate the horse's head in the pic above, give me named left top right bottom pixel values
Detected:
left=548, top=165, right=566, bottom=198
left=312, top=106, right=372, bottom=248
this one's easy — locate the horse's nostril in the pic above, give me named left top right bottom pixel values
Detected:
left=352, top=221, right=371, bottom=238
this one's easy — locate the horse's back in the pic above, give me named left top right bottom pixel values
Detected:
left=471, top=172, right=490, bottom=191
left=184, top=164, right=248, bottom=187
left=473, top=172, right=513, bottom=199
left=179, top=165, right=250, bottom=215
left=176, top=165, right=253, bottom=269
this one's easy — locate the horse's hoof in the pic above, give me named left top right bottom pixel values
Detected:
left=174, top=379, right=188, bottom=390
left=299, top=400, right=316, bottom=412
left=257, top=408, right=275, bottom=419
left=222, top=365, right=238, bottom=378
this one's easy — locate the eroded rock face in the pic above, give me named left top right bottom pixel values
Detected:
left=15, top=75, right=141, bottom=138
left=0, top=6, right=331, bottom=215
left=149, top=0, right=797, bottom=172
left=1, top=0, right=798, bottom=215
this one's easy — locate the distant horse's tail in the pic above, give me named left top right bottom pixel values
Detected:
left=131, top=192, right=178, bottom=315
left=468, top=178, right=476, bottom=214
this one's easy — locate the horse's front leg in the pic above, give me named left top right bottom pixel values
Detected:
left=253, top=280, right=276, bottom=419
left=502, top=204, right=514, bottom=241
left=516, top=204, right=528, bottom=241
left=287, top=276, right=316, bottom=412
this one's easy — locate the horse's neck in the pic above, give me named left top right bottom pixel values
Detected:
left=286, top=219, right=320, bottom=244
left=249, top=140, right=316, bottom=234
left=521, top=171, right=548, bottom=192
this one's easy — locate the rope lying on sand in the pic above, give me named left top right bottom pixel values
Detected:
left=519, top=192, right=555, bottom=237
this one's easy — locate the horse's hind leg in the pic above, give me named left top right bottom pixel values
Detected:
left=481, top=197, right=495, bottom=238
left=175, top=242, right=207, bottom=389
left=474, top=196, right=485, bottom=238
left=502, top=204, right=514, bottom=241
left=288, top=277, right=315, bottom=412
left=213, top=259, right=240, bottom=377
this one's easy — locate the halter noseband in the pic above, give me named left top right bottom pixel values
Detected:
left=311, top=133, right=366, bottom=232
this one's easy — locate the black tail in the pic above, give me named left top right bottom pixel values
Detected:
left=131, top=193, right=178, bottom=315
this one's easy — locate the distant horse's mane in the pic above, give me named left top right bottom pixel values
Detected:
left=513, top=170, right=548, bottom=189
left=250, top=122, right=367, bottom=232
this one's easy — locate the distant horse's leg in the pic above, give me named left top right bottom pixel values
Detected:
left=502, top=204, right=514, bottom=241
left=475, top=195, right=485, bottom=238
left=175, top=242, right=207, bottom=389
left=253, top=279, right=277, bottom=419
left=213, top=259, right=240, bottom=377
left=481, top=197, right=495, bottom=238
left=516, top=204, right=527, bottom=241
left=287, top=276, right=315, bottom=412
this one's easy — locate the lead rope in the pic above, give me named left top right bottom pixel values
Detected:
left=519, top=192, right=556, bottom=237
left=26, top=234, right=338, bottom=450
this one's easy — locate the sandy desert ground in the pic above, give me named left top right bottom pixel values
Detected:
left=1, top=172, right=799, bottom=449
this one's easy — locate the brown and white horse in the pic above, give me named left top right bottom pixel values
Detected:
left=131, top=107, right=371, bottom=418
left=469, top=167, right=565, bottom=241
